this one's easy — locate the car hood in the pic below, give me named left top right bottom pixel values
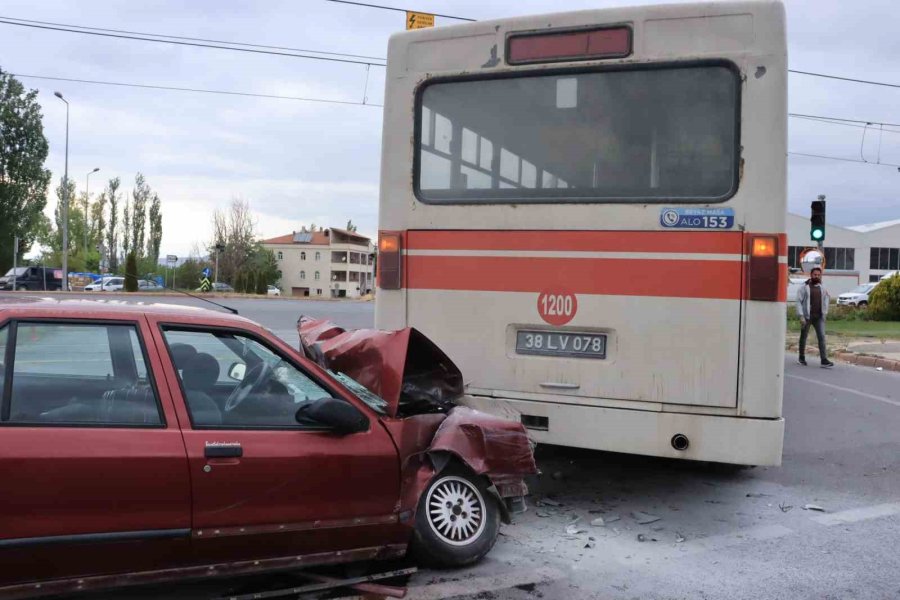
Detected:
left=297, top=316, right=463, bottom=418
left=839, top=293, right=862, bottom=299
left=298, top=316, right=537, bottom=509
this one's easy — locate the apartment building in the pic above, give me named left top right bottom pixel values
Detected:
left=262, top=228, right=375, bottom=298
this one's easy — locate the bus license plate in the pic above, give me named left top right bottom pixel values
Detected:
left=516, top=330, right=606, bottom=359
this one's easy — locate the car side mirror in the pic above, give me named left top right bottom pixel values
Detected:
left=295, top=397, right=369, bottom=435
left=227, top=362, right=246, bottom=381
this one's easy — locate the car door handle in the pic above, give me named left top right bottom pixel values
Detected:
left=204, top=444, right=243, bottom=458
left=539, top=382, right=580, bottom=390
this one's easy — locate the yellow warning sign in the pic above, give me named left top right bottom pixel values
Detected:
left=406, top=11, right=435, bottom=30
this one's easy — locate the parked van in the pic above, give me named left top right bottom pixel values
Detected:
left=0, top=267, right=63, bottom=291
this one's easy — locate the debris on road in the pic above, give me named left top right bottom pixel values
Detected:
left=536, top=498, right=563, bottom=507
left=675, top=533, right=686, bottom=543
left=631, top=511, right=662, bottom=525
left=591, top=517, right=606, bottom=527
left=551, top=471, right=565, bottom=481
left=585, top=538, right=597, bottom=549
left=566, top=518, right=587, bottom=535
left=637, top=533, right=658, bottom=542
left=536, top=510, right=553, bottom=518
left=803, top=504, right=826, bottom=512
left=746, top=493, right=771, bottom=498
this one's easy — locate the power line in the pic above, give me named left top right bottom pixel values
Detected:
left=0, top=18, right=386, bottom=67
left=788, top=151, right=900, bottom=169
left=0, top=15, right=387, bottom=62
left=11, top=73, right=384, bottom=108
left=790, top=114, right=900, bottom=135
left=324, top=0, right=476, bottom=21
left=789, top=69, right=900, bottom=89
left=790, top=112, right=900, bottom=127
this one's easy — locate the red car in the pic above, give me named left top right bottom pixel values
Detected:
left=0, top=299, right=535, bottom=598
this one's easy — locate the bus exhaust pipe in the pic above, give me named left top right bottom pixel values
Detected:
left=671, top=434, right=690, bottom=451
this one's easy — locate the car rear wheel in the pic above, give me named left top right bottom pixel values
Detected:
left=411, top=467, right=500, bottom=568
left=858, top=301, right=868, bottom=308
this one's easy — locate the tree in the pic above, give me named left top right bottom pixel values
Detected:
left=121, top=198, right=131, bottom=262
left=147, top=193, right=162, bottom=265
left=104, top=177, right=121, bottom=271
left=210, top=198, right=256, bottom=285
left=0, top=70, right=52, bottom=273
left=90, top=192, right=107, bottom=256
left=51, top=177, right=77, bottom=253
left=346, top=220, right=358, bottom=232
left=249, top=244, right=281, bottom=287
left=255, top=270, right=267, bottom=295
left=131, top=172, right=150, bottom=260
left=124, top=252, right=138, bottom=292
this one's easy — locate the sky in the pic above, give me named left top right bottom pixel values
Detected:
left=1, top=0, right=898, bottom=258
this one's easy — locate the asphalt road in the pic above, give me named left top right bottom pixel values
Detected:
left=3, top=293, right=898, bottom=599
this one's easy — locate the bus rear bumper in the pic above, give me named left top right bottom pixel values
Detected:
left=459, top=395, right=784, bottom=467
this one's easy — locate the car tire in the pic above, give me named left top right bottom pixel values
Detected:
left=410, top=466, right=501, bottom=568
left=858, top=301, right=868, bottom=308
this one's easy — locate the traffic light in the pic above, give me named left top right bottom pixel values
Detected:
left=810, top=197, right=826, bottom=242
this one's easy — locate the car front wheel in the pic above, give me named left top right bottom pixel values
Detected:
left=858, top=301, right=868, bottom=308
left=411, top=467, right=500, bottom=568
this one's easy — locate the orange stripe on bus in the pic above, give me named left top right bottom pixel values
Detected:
left=407, top=230, right=747, bottom=255
left=407, top=255, right=744, bottom=299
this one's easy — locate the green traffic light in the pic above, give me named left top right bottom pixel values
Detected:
left=812, top=229, right=824, bottom=240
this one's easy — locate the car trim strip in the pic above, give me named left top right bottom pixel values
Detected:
left=193, top=514, right=399, bottom=539
left=0, top=528, right=190, bottom=549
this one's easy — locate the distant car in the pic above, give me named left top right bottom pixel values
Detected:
left=212, top=282, right=234, bottom=293
left=0, top=267, right=63, bottom=291
left=85, top=277, right=125, bottom=292
left=837, top=282, right=878, bottom=307
left=267, top=285, right=281, bottom=296
left=138, top=280, right=164, bottom=292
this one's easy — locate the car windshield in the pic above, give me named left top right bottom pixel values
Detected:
left=328, top=370, right=389, bottom=415
left=3, top=268, right=27, bottom=277
left=851, top=284, right=874, bottom=294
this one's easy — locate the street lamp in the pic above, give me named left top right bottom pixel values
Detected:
left=54, top=91, right=70, bottom=291
left=85, top=167, right=99, bottom=262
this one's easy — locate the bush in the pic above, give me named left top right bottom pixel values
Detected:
left=234, top=271, right=245, bottom=294
left=124, top=253, right=139, bottom=292
left=869, top=274, right=900, bottom=321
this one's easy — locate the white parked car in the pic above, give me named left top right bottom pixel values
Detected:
left=84, top=276, right=125, bottom=292
left=837, top=282, right=878, bottom=307
left=267, top=285, right=281, bottom=296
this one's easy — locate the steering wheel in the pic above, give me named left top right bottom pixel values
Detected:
left=224, top=362, right=272, bottom=412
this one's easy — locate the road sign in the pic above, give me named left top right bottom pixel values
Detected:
left=406, top=11, right=435, bottom=30
left=166, top=254, right=178, bottom=265
left=202, top=267, right=211, bottom=278
left=199, top=277, right=211, bottom=292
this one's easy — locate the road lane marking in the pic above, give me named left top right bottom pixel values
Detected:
left=811, top=502, right=900, bottom=526
left=785, top=374, right=900, bottom=408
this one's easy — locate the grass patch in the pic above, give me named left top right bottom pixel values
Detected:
left=786, top=320, right=900, bottom=338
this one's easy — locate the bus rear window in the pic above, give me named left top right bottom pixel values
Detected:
left=415, top=64, right=739, bottom=204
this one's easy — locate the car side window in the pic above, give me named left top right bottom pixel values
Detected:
left=4, top=322, right=162, bottom=426
left=163, top=329, right=333, bottom=429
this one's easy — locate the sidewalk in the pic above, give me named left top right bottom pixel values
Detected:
left=787, top=333, right=900, bottom=371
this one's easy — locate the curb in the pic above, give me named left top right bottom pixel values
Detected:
left=834, top=351, right=900, bottom=372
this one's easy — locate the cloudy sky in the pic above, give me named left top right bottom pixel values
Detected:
left=1, top=0, right=897, bottom=258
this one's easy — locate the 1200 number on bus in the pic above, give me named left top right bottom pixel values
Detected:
left=515, top=330, right=607, bottom=359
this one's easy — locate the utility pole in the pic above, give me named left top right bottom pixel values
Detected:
left=214, top=242, right=225, bottom=284
left=11, top=236, right=18, bottom=290
left=85, top=167, right=99, bottom=261
left=55, top=91, right=70, bottom=291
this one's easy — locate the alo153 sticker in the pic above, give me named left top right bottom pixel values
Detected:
left=660, top=207, right=734, bottom=229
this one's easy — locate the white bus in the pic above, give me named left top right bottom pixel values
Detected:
left=376, top=1, right=787, bottom=466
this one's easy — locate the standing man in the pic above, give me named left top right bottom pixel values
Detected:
left=796, top=266, right=834, bottom=368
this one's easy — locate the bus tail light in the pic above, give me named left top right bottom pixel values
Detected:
left=748, top=236, right=779, bottom=301
left=378, top=231, right=402, bottom=290
left=507, top=26, right=631, bottom=65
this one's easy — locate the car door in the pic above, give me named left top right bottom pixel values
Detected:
left=0, top=316, right=191, bottom=589
left=151, top=322, right=405, bottom=565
